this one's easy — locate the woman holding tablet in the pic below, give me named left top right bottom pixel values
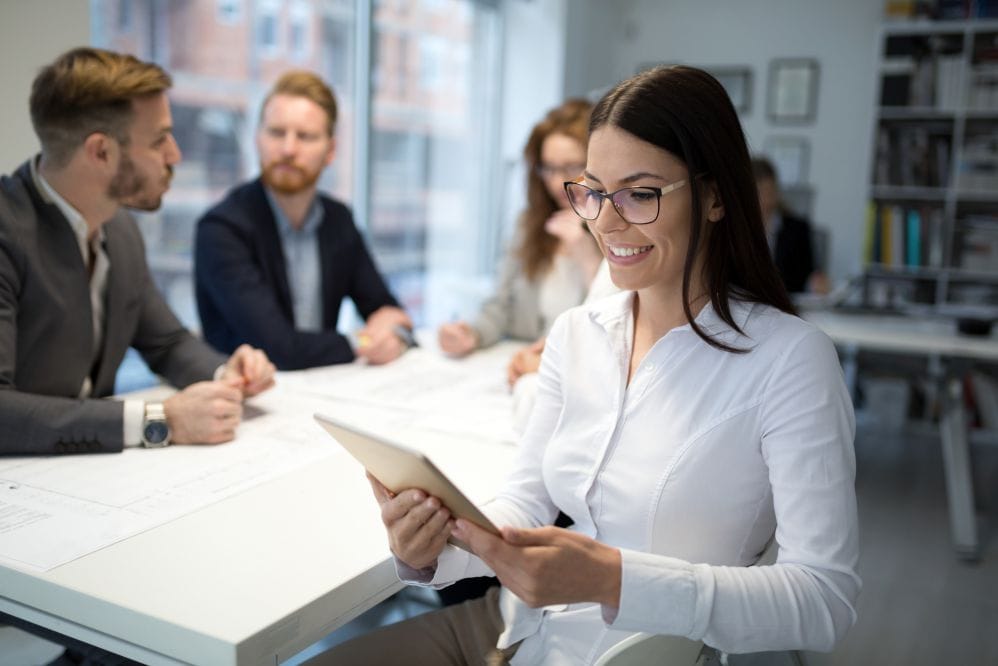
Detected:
left=309, top=65, right=859, bottom=665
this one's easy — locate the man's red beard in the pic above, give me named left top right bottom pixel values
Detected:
left=261, top=160, right=321, bottom=195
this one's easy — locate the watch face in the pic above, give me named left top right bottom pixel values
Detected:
left=143, top=421, right=170, bottom=446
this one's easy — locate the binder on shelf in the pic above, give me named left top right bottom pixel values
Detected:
left=881, top=205, right=894, bottom=265
left=906, top=208, right=922, bottom=267
left=864, top=202, right=878, bottom=265
left=927, top=207, right=945, bottom=268
left=890, top=205, right=905, bottom=267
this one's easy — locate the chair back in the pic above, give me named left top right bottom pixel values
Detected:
left=593, top=632, right=706, bottom=666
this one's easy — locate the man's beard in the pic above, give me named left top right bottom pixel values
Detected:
left=261, top=160, right=321, bottom=195
left=110, top=153, right=171, bottom=211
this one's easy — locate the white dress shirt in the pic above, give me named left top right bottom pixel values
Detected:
left=265, top=188, right=324, bottom=333
left=401, top=291, right=859, bottom=664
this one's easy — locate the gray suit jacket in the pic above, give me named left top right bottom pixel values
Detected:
left=0, top=159, right=225, bottom=455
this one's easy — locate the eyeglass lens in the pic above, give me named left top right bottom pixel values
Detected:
left=565, top=184, right=660, bottom=225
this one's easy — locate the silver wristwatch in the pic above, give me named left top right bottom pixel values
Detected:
left=141, top=402, right=171, bottom=448
left=393, top=325, right=417, bottom=349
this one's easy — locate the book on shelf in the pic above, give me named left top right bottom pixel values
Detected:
left=959, top=230, right=998, bottom=271
left=891, top=205, right=906, bottom=266
left=935, top=55, right=963, bottom=111
left=959, top=216, right=998, bottom=271
left=866, top=202, right=946, bottom=267
left=864, top=202, right=878, bottom=264
left=873, top=124, right=952, bottom=187
left=907, top=208, right=923, bottom=267
left=958, top=127, right=998, bottom=191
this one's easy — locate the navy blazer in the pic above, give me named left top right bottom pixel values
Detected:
left=194, top=179, right=400, bottom=370
left=773, top=211, right=816, bottom=294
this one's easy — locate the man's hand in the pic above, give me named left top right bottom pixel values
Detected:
left=507, top=337, right=545, bottom=387
left=222, top=344, right=276, bottom=397
left=163, top=378, right=245, bottom=445
left=364, top=305, right=412, bottom=331
left=355, top=306, right=412, bottom=365
left=451, top=520, right=622, bottom=609
left=368, top=473, right=453, bottom=570
left=438, top=322, right=478, bottom=357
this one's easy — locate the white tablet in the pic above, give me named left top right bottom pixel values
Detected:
left=314, top=413, right=499, bottom=536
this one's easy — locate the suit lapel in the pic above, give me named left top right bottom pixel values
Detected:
left=22, top=165, right=96, bottom=391
left=317, top=211, right=335, bottom=328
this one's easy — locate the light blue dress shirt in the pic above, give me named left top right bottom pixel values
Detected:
left=265, top=189, right=324, bottom=333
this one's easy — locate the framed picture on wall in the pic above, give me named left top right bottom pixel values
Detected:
left=767, top=59, right=819, bottom=123
left=708, top=67, right=753, bottom=113
left=763, top=135, right=810, bottom=186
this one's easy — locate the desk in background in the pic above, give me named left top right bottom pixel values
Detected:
left=804, top=309, right=998, bottom=560
left=0, top=342, right=522, bottom=666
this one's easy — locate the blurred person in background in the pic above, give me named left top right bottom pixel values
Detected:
left=753, top=157, right=829, bottom=295
left=195, top=71, right=413, bottom=371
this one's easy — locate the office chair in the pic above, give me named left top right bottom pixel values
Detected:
left=592, top=538, right=809, bottom=666
left=593, top=633, right=708, bottom=666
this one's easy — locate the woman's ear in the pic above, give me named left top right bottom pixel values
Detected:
left=704, top=180, right=725, bottom=223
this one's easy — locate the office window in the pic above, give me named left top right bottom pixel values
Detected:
left=289, top=2, right=311, bottom=62
left=418, top=36, right=446, bottom=91
left=92, top=0, right=501, bottom=388
left=216, top=0, right=242, bottom=24
left=117, top=0, right=133, bottom=31
left=256, top=0, right=282, bottom=56
left=370, top=0, right=502, bottom=325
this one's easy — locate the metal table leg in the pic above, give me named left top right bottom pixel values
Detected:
left=939, top=376, right=979, bottom=560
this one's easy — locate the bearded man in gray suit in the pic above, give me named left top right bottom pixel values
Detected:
left=0, top=47, right=277, bottom=455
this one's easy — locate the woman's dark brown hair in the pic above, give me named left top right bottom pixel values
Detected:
left=590, top=65, right=795, bottom=352
left=518, top=98, right=592, bottom=280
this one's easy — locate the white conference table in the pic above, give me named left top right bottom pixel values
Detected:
left=0, top=342, right=522, bottom=666
left=804, top=309, right=998, bottom=560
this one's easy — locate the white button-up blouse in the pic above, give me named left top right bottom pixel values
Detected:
left=404, top=291, right=860, bottom=664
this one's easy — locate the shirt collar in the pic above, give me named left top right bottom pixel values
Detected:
left=588, top=289, right=757, bottom=343
left=264, top=187, right=322, bottom=237
left=30, top=155, right=104, bottom=251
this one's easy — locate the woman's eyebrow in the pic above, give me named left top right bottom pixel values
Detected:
left=583, top=171, right=666, bottom=185
left=619, top=171, right=666, bottom=184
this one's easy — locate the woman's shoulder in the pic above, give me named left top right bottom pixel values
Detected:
left=740, top=302, right=835, bottom=360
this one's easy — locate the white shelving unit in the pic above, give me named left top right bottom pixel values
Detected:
left=867, top=18, right=998, bottom=312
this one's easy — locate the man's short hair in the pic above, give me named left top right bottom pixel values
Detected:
left=751, top=157, right=779, bottom=184
left=261, top=70, right=338, bottom=136
left=29, top=47, right=172, bottom=169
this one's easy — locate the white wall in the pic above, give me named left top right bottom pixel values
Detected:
left=564, top=0, right=883, bottom=284
left=0, top=1, right=91, bottom=174
left=498, top=0, right=568, bottom=240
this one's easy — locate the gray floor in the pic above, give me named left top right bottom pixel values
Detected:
left=803, top=420, right=998, bottom=666
left=4, top=417, right=997, bottom=665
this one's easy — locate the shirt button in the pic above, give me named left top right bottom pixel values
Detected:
left=644, top=363, right=655, bottom=372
